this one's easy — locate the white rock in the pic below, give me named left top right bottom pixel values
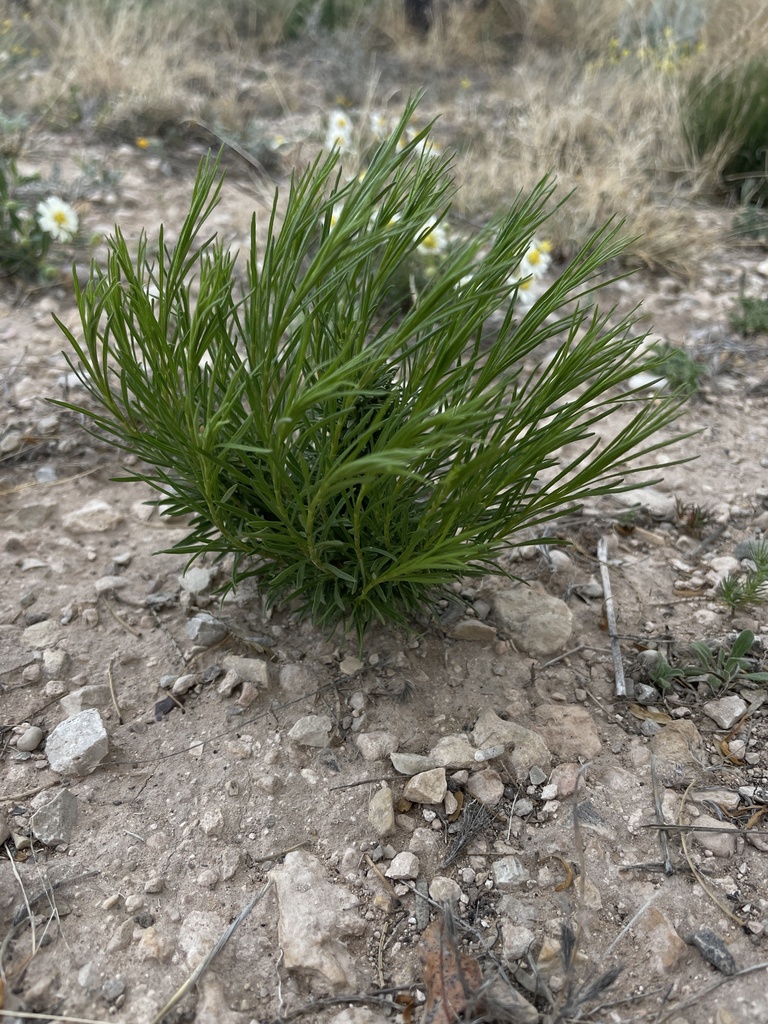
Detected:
left=467, top=769, right=504, bottom=806
left=179, top=567, right=212, bottom=594
left=472, top=709, right=552, bottom=777
left=502, top=920, right=535, bottom=960
left=403, top=768, right=447, bottom=804
left=385, top=851, right=420, bottom=880
left=356, top=731, right=399, bottom=761
left=221, top=655, right=269, bottom=686
left=493, top=856, right=530, bottom=888
left=63, top=499, right=123, bottom=533
left=22, top=620, right=62, bottom=650
left=702, top=696, right=747, bottom=730
left=447, top=619, right=497, bottom=641
left=492, top=587, right=572, bottom=656
left=339, top=656, right=365, bottom=675
left=288, top=714, right=333, bottom=747
left=185, top=613, right=228, bottom=646
left=16, top=725, right=44, bottom=751
left=428, top=734, right=477, bottom=769
left=59, top=684, right=111, bottom=717
left=369, top=787, right=395, bottom=837
left=429, top=876, right=462, bottom=903
left=391, top=752, right=438, bottom=776
left=45, top=709, right=108, bottom=775
left=93, top=575, right=129, bottom=595
left=30, top=789, right=78, bottom=845
left=533, top=705, right=602, bottom=759
left=271, top=850, right=364, bottom=993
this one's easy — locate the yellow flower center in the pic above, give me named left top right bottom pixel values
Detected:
left=53, top=210, right=68, bottom=226
left=527, top=249, right=541, bottom=265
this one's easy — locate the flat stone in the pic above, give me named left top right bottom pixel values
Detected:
left=287, top=714, right=333, bottom=747
left=492, top=587, right=572, bottom=656
left=1, top=502, right=56, bottom=531
left=43, top=648, right=71, bottom=677
left=185, top=613, right=228, bottom=646
left=492, top=856, right=529, bottom=888
left=339, top=656, right=365, bottom=675
left=45, top=708, right=109, bottom=775
left=30, top=789, right=78, bottom=845
left=221, top=654, right=269, bottom=686
left=467, top=769, right=504, bottom=806
left=16, top=726, right=44, bottom=751
left=649, top=720, right=705, bottom=786
left=702, top=696, right=747, bottom=730
left=22, top=620, right=62, bottom=650
left=533, top=705, right=602, bottom=759
left=472, top=709, right=551, bottom=778
left=634, top=907, right=687, bottom=974
left=502, top=921, right=535, bottom=960
left=385, top=851, right=420, bottom=880
left=63, top=499, right=123, bottom=533
left=693, top=813, right=738, bottom=857
left=59, top=684, right=111, bottom=717
left=93, top=575, right=129, bottom=595
left=429, top=876, right=462, bottom=903
left=270, top=850, right=364, bottom=993
left=428, top=734, right=477, bottom=769
left=402, top=768, right=447, bottom=804
left=390, top=752, right=439, bottom=776
left=368, top=787, right=395, bottom=837
left=356, top=731, right=399, bottom=762
left=447, top=619, right=497, bottom=642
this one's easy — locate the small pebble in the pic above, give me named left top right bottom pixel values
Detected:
left=16, top=726, right=44, bottom=751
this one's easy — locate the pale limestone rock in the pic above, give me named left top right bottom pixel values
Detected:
left=385, top=851, right=420, bottom=879
left=702, top=695, right=747, bottom=730
left=428, top=734, right=476, bottom=769
left=447, top=619, right=497, bottom=641
left=633, top=907, right=687, bottom=974
left=403, top=767, right=447, bottom=804
left=30, top=789, right=78, bottom=845
left=472, top=708, right=552, bottom=778
left=287, top=714, right=333, bottom=747
left=533, top=704, right=602, bottom=759
left=271, top=850, right=364, bottom=993
left=356, top=731, right=399, bottom=761
left=63, top=499, right=123, bottom=533
left=45, top=709, right=108, bottom=776
left=368, top=786, right=395, bottom=837
left=391, top=752, right=438, bottom=776
left=492, top=586, right=572, bottom=656
left=467, top=769, right=504, bottom=806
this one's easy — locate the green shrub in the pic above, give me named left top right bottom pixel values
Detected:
left=54, top=102, right=686, bottom=642
left=682, top=57, right=768, bottom=203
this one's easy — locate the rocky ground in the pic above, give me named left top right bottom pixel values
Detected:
left=1, top=131, right=768, bottom=1024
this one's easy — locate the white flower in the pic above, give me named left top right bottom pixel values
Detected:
left=518, top=239, right=552, bottom=280
left=36, top=197, right=78, bottom=242
left=325, top=109, right=354, bottom=152
left=369, top=112, right=389, bottom=141
left=417, top=218, right=448, bottom=256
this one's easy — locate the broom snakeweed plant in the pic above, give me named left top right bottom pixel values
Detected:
left=54, top=101, right=687, bottom=643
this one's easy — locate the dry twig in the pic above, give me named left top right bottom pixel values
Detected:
left=597, top=534, right=626, bottom=696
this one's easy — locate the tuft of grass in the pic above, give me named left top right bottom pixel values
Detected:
left=717, top=541, right=768, bottom=611
left=647, top=339, right=705, bottom=396
left=54, top=101, right=687, bottom=643
left=729, top=294, right=768, bottom=337
left=682, top=56, right=768, bottom=204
